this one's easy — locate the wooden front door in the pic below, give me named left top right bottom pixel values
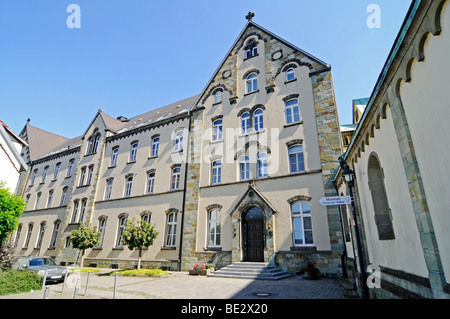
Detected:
left=243, top=207, right=264, bottom=262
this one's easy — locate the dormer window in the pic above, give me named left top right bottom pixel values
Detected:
left=244, top=38, right=259, bottom=59
left=214, top=91, right=222, bottom=104
left=286, top=68, right=296, bottom=82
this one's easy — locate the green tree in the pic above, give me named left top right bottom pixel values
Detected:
left=0, top=181, right=26, bottom=248
left=70, top=225, right=100, bottom=268
left=121, top=218, right=159, bottom=269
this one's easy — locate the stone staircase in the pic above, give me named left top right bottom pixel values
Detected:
left=208, top=262, right=291, bottom=280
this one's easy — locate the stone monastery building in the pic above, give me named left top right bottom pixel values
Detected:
left=12, top=17, right=344, bottom=274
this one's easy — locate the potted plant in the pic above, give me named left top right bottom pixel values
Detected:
left=301, top=262, right=321, bottom=279
left=189, top=263, right=215, bottom=275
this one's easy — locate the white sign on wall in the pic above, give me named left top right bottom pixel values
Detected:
left=319, top=196, right=352, bottom=206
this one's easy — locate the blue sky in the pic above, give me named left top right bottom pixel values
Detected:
left=0, top=0, right=412, bottom=138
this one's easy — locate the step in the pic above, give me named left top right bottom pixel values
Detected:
left=208, top=262, right=291, bottom=280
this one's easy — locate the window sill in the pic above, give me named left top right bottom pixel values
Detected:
left=238, top=128, right=266, bottom=138
left=205, top=247, right=222, bottom=251
left=161, top=246, right=176, bottom=250
left=284, top=121, right=303, bottom=128
left=108, top=165, right=116, bottom=169
left=212, top=101, right=222, bottom=106
left=76, top=184, right=90, bottom=189
left=244, top=53, right=259, bottom=61
left=284, top=78, right=297, bottom=85
left=290, top=246, right=316, bottom=253
left=127, top=161, right=136, bottom=165
left=244, top=89, right=259, bottom=97
left=148, top=155, right=158, bottom=160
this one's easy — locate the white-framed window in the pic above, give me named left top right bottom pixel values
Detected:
left=147, top=171, right=155, bottom=194
left=285, top=99, right=300, bottom=125
left=86, top=129, right=101, bottom=155
left=240, top=156, right=250, bottom=181
left=46, top=190, right=54, bottom=208
left=253, top=108, right=264, bottom=132
left=97, top=217, right=107, bottom=248
left=130, top=142, right=138, bottom=162
left=289, top=145, right=305, bottom=174
left=79, top=199, right=87, bottom=222
left=111, top=147, right=119, bottom=166
left=208, top=209, right=221, bottom=248
left=105, top=179, right=113, bottom=200
left=30, top=169, right=37, bottom=185
left=71, top=200, right=79, bottom=223
left=257, top=153, right=268, bottom=178
left=116, top=215, right=128, bottom=248
left=211, top=161, right=221, bottom=185
left=124, top=175, right=133, bottom=197
left=246, top=46, right=258, bottom=59
left=212, top=119, right=223, bottom=141
left=151, top=137, right=159, bottom=157
left=241, top=112, right=251, bottom=135
left=174, top=131, right=183, bottom=152
left=165, top=211, right=177, bottom=247
left=65, top=236, right=72, bottom=248
left=36, top=222, right=46, bottom=249
left=93, top=134, right=101, bottom=153
left=54, top=163, right=61, bottom=180
left=286, top=68, right=296, bottom=82
left=34, top=192, right=41, bottom=210
left=49, top=221, right=60, bottom=249
left=67, top=159, right=75, bottom=177
left=42, top=166, right=49, bottom=183
left=14, top=224, right=22, bottom=247
left=246, top=73, right=258, bottom=93
left=60, top=187, right=69, bottom=206
left=24, top=223, right=33, bottom=248
left=79, top=167, right=87, bottom=186
left=291, top=201, right=313, bottom=246
left=171, top=167, right=181, bottom=191
left=86, top=165, right=94, bottom=185
left=214, top=91, right=222, bottom=104
left=142, top=213, right=151, bottom=224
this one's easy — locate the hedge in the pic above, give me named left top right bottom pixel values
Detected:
left=0, top=269, right=43, bottom=296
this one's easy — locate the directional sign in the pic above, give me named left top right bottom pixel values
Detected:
left=319, top=196, right=352, bottom=206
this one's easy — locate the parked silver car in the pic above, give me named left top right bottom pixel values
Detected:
left=13, top=257, right=68, bottom=283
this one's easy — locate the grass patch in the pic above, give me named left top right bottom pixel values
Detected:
left=0, top=270, right=43, bottom=296
left=71, top=268, right=101, bottom=273
left=109, top=269, right=169, bottom=277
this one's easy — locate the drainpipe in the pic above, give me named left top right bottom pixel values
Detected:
left=177, top=110, right=192, bottom=272
left=333, top=181, right=348, bottom=279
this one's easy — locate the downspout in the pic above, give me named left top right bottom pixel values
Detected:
left=177, top=110, right=192, bottom=271
left=333, top=180, right=348, bottom=278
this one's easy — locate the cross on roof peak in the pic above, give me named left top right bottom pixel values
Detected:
left=246, top=12, right=255, bottom=21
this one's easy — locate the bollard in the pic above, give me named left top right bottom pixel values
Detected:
left=42, top=269, right=48, bottom=289
left=73, top=277, right=80, bottom=299
left=84, top=271, right=91, bottom=297
left=61, top=270, right=69, bottom=293
left=113, top=272, right=118, bottom=299
left=43, top=286, right=50, bottom=299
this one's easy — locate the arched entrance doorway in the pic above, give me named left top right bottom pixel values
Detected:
left=242, top=207, right=265, bottom=262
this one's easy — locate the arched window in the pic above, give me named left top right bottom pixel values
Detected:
left=97, top=217, right=107, bottom=248
left=49, top=220, right=61, bottom=248
left=246, top=73, right=258, bottom=93
left=285, top=99, right=300, bottom=124
left=211, top=160, right=221, bottom=185
left=111, top=147, right=119, bottom=166
left=240, top=156, right=250, bottom=181
left=147, top=171, right=155, bottom=194
left=116, top=214, right=128, bottom=248
left=60, top=187, right=69, bottom=206
left=124, top=175, right=133, bottom=197
left=286, top=68, right=296, bottom=82
left=78, top=198, right=87, bottom=222
left=36, top=222, right=46, bottom=249
left=151, top=137, right=159, bottom=157
left=212, top=119, right=223, bottom=141
left=24, top=223, right=33, bottom=248
left=208, top=209, right=221, bottom=248
left=289, top=145, right=305, bottom=174
left=253, top=108, right=264, bottom=132
left=87, top=129, right=101, bottom=155
left=165, top=211, right=177, bottom=247
left=105, top=178, right=113, bottom=200
left=174, top=131, right=184, bottom=152
left=368, top=154, right=395, bottom=240
left=291, top=201, right=313, bottom=246
left=171, top=167, right=181, bottom=191
left=257, top=153, right=268, bottom=178
left=71, top=200, right=80, bottom=223
left=130, top=142, right=138, bottom=162
left=241, top=112, right=251, bottom=135
left=214, top=90, right=222, bottom=104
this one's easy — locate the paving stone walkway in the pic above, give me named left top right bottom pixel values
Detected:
left=0, top=269, right=359, bottom=300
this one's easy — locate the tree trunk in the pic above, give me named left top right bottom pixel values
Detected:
left=80, top=249, right=85, bottom=269
left=137, top=248, right=142, bottom=270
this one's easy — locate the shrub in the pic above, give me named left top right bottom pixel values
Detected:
left=0, top=269, right=43, bottom=296
left=109, top=269, right=168, bottom=277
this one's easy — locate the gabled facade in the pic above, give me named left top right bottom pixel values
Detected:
left=12, top=19, right=344, bottom=276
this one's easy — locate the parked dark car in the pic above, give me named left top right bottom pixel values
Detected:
left=13, top=257, right=68, bottom=283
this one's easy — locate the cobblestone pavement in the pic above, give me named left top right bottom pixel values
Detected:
left=0, top=270, right=358, bottom=300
